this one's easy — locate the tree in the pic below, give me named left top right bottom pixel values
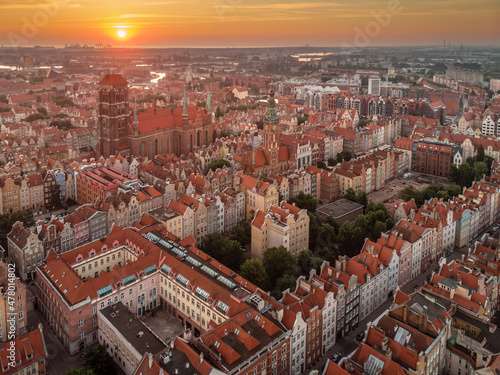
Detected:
left=317, top=223, right=337, bottom=250
left=37, top=107, right=47, bottom=116
left=337, top=222, right=354, bottom=256
left=50, top=119, right=74, bottom=131
left=474, top=161, right=488, bottom=181
left=49, top=183, right=61, bottom=209
left=328, top=158, right=336, bottom=167
left=477, top=144, right=485, bottom=162
left=0, top=94, right=8, bottom=104
left=343, top=188, right=357, bottom=202
left=52, top=93, right=75, bottom=107
left=357, top=191, right=368, bottom=207
left=201, top=233, right=245, bottom=271
left=308, top=213, right=318, bottom=250
left=81, top=344, right=115, bottom=375
left=297, top=250, right=322, bottom=275
left=207, top=158, right=230, bottom=172
left=230, top=222, right=251, bottom=247
left=317, top=161, right=327, bottom=170
left=288, top=192, right=319, bottom=213
left=273, top=274, right=297, bottom=298
left=240, top=259, right=270, bottom=290
left=263, top=246, right=297, bottom=284
left=64, top=369, right=95, bottom=375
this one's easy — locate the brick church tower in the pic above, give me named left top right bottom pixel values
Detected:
left=262, top=81, right=280, bottom=165
left=97, top=74, right=129, bottom=158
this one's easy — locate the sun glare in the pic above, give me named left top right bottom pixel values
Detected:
left=117, top=29, right=127, bottom=38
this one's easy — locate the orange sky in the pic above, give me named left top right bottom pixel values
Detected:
left=1, top=0, right=499, bottom=47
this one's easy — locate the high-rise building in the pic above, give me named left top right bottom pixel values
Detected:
left=368, top=76, right=381, bottom=96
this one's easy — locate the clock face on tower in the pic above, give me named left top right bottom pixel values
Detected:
left=264, top=124, right=269, bottom=131
left=272, top=124, right=278, bottom=131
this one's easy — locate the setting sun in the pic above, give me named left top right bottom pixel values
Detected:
left=117, top=30, right=127, bottom=39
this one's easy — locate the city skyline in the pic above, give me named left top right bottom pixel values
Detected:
left=1, top=0, right=499, bottom=48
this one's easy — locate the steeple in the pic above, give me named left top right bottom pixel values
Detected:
left=266, top=78, right=277, bottom=122
left=153, top=93, right=157, bottom=115
left=183, top=89, right=188, bottom=118
left=206, top=91, right=212, bottom=112
left=169, top=87, right=174, bottom=111
left=133, top=96, right=138, bottom=126
left=252, top=150, right=256, bottom=165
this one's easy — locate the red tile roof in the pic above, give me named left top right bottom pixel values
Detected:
left=98, top=74, right=128, bottom=85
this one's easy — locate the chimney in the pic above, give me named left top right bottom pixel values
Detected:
left=381, top=337, right=389, bottom=351
left=148, top=353, right=153, bottom=369
left=200, top=352, right=204, bottom=364
left=385, top=348, right=393, bottom=360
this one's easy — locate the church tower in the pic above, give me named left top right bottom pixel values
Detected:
left=97, top=74, right=129, bottom=158
left=262, top=80, right=280, bottom=165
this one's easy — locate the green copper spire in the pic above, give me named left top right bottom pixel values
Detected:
left=169, top=87, right=174, bottom=111
left=206, top=91, right=212, bottom=112
left=183, top=89, right=188, bottom=117
left=252, top=150, right=256, bottom=165
left=134, top=96, right=138, bottom=125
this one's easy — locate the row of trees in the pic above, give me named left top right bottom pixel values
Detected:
left=399, top=183, right=462, bottom=207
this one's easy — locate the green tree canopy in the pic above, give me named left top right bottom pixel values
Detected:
left=273, top=274, right=298, bottom=299
left=201, top=233, right=245, bottom=271
left=288, top=192, right=319, bottom=213
left=207, top=158, right=230, bottom=171
left=81, top=344, right=115, bottom=375
left=239, top=259, right=270, bottom=290
left=263, top=246, right=298, bottom=283
left=52, top=93, right=75, bottom=107
left=64, top=369, right=95, bottom=375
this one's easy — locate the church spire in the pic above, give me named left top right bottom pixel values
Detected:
left=206, top=91, right=212, bottom=112
left=153, top=93, right=157, bottom=115
left=169, top=87, right=174, bottom=111
left=134, top=96, right=138, bottom=126
left=183, top=89, right=188, bottom=117
left=252, top=149, right=256, bottom=165
left=266, top=77, right=276, bottom=121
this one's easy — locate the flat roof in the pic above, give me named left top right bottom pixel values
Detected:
left=99, top=302, right=165, bottom=356
left=317, top=198, right=364, bottom=218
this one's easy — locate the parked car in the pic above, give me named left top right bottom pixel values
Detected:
left=332, top=352, right=342, bottom=363
left=356, top=332, right=365, bottom=341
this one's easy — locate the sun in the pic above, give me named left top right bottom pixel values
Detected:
left=117, top=29, right=127, bottom=38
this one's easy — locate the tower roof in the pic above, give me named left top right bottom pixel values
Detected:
left=266, top=79, right=277, bottom=122
left=98, top=74, right=128, bottom=85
